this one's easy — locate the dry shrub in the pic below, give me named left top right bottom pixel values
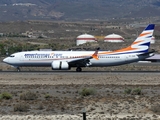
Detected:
left=37, top=103, right=44, bottom=110
left=150, top=104, right=160, bottom=115
left=20, top=91, right=37, bottom=100
left=14, top=103, right=30, bottom=112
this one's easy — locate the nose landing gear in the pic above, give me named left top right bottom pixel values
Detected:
left=16, top=67, right=20, bottom=72
left=76, top=67, right=82, bottom=72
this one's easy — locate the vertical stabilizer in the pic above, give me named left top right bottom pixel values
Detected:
left=130, top=24, right=155, bottom=53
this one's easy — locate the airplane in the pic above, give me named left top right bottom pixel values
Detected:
left=3, top=24, right=155, bottom=72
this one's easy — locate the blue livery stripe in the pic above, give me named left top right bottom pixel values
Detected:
left=146, top=36, right=152, bottom=38
left=101, top=50, right=148, bottom=55
left=139, top=42, right=150, bottom=47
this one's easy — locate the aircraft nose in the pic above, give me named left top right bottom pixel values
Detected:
left=3, top=58, right=8, bottom=63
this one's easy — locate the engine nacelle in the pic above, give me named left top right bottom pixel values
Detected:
left=86, top=62, right=92, bottom=67
left=51, top=61, right=70, bottom=70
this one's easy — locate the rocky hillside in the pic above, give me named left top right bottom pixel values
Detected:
left=0, top=0, right=159, bottom=21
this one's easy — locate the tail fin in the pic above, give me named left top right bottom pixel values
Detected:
left=95, top=24, right=155, bottom=56
left=131, top=24, right=155, bottom=53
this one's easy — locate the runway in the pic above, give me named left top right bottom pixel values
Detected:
left=0, top=70, right=160, bottom=74
left=0, top=70, right=160, bottom=86
left=1, top=62, right=160, bottom=75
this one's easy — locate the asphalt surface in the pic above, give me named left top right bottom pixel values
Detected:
left=0, top=70, right=160, bottom=74
left=1, top=62, right=160, bottom=73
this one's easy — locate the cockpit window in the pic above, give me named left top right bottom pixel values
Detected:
left=10, top=55, right=15, bottom=57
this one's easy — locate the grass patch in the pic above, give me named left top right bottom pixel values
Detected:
left=44, top=94, right=52, bottom=99
left=124, top=88, right=132, bottom=94
left=79, top=87, right=96, bottom=96
left=132, top=88, right=142, bottom=95
left=124, top=88, right=142, bottom=95
left=0, top=92, right=12, bottom=100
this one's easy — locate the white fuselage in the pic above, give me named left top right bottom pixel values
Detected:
left=3, top=50, right=145, bottom=67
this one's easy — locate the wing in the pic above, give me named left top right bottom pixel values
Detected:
left=68, top=47, right=100, bottom=67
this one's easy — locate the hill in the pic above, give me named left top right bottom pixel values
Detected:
left=0, top=0, right=159, bottom=21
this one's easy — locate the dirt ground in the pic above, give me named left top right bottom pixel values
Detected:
left=0, top=69, right=160, bottom=120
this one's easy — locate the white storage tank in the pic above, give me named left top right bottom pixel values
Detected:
left=76, top=33, right=96, bottom=46
left=104, top=33, right=124, bottom=42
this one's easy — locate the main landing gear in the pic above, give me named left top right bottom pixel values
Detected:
left=76, top=67, right=82, bottom=72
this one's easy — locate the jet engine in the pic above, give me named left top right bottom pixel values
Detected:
left=86, top=62, right=92, bottom=67
left=51, top=61, right=70, bottom=70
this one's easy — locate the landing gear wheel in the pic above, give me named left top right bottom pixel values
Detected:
left=76, top=67, right=82, bottom=72
left=17, top=67, right=20, bottom=72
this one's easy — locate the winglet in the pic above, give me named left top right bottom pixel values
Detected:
left=92, top=47, right=100, bottom=60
